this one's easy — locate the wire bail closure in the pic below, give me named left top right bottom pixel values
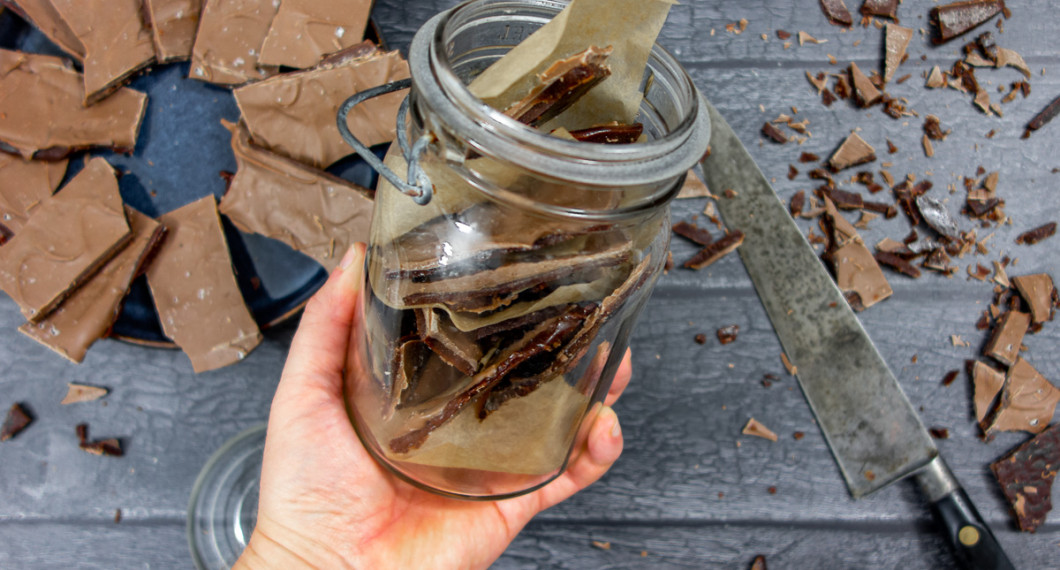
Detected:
left=337, top=78, right=434, bottom=205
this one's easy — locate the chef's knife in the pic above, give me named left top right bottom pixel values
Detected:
left=698, top=97, right=1014, bottom=570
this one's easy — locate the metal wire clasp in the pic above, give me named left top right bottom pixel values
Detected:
left=337, top=78, right=434, bottom=205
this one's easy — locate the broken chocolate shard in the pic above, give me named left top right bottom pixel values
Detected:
left=1, top=402, right=32, bottom=441
left=683, top=230, right=744, bottom=270
left=761, top=121, right=788, bottom=143
left=4, top=0, right=86, bottom=60
left=984, top=358, right=1060, bottom=436
left=258, top=0, right=373, bottom=69
left=1012, top=274, right=1056, bottom=324
left=799, top=152, right=820, bottom=163
left=190, top=0, right=280, bottom=85
left=915, top=196, right=961, bottom=240
left=568, top=123, right=644, bottom=144
left=416, top=308, right=483, bottom=377
left=861, top=0, right=898, bottom=19
left=829, top=132, right=877, bottom=171
left=0, top=154, right=67, bottom=235
left=672, top=221, right=714, bottom=246
left=831, top=241, right=893, bottom=310
left=60, top=383, right=108, bottom=405
left=849, top=62, right=882, bottom=106
left=143, top=0, right=203, bottom=63
left=991, top=422, right=1060, bottom=532
left=930, top=0, right=1007, bottom=44
left=1015, top=222, right=1057, bottom=245
left=820, top=0, right=854, bottom=26
left=1025, top=94, right=1060, bottom=136
left=80, top=437, right=123, bottom=457
left=926, top=66, right=946, bottom=89
left=923, top=115, right=949, bottom=141
left=742, top=418, right=778, bottom=441
left=716, top=324, right=739, bottom=345
left=874, top=251, right=921, bottom=278
left=825, top=188, right=864, bottom=210
left=984, top=311, right=1030, bottom=366
left=996, top=47, right=1031, bottom=79
left=789, top=191, right=806, bottom=218
left=504, top=46, right=613, bottom=127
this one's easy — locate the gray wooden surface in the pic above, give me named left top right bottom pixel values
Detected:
left=2, top=0, right=1059, bottom=568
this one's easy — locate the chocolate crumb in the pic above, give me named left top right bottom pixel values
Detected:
left=742, top=418, right=779, bottom=441
left=114, top=509, right=122, bottom=524
left=751, top=554, right=768, bottom=570
left=777, top=29, right=792, bottom=40
left=1, top=403, right=32, bottom=441
left=799, top=152, right=820, bottom=163
left=788, top=164, right=799, bottom=180
left=942, top=369, right=960, bottom=386
left=865, top=470, right=876, bottom=481
left=694, top=333, right=707, bottom=345
left=829, top=132, right=876, bottom=171
left=875, top=251, right=922, bottom=278
left=793, top=431, right=805, bottom=440
left=767, top=486, right=778, bottom=495
left=923, top=115, right=950, bottom=140
left=929, top=427, right=951, bottom=439
left=761, top=122, right=788, bottom=143
left=886, top=140, right=898, bottom=154
left=683, top=231, right=744, bottom=270
left=1015, top=222, right=1057, bottom=245
left=591, top=540, right=611, bottom=550
left=716, top=324, right=739, bottom=344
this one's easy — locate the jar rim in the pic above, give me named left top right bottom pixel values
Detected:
left=408, top=0, right=710, bottom=188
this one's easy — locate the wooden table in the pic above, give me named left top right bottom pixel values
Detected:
left=1, top=0, right=1058, bottom=567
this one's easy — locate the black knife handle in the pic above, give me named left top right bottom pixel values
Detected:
left=915, top=457, right=1015, bottom=570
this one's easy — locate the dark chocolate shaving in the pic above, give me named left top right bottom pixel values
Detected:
left=923, top=116, right=949, bottom=140
left=820, top=0, right=854, bottom=26
left=74, top=423, right=123, bottom=456
left=991, top=422, right=1060, bottom=532
left=1015, top=222, right=1057, bottom=245
left=941, top=370, right=960, bottom=386
left=789, top=191, right=806, bottom=217
left=825, top=188, right=864, bottom=210
left=1, top=403, right=32, bottom=441
left=930, top=0, right=1007, bottom=44
left=504, top=46, right=613, bottom=127
left=672, top=221, right=714, bottom=246
left=567, top=123, right=643, bottom=144
left=799, top=152, right=820, bottom=163
left=761, top=122, right=788, bottom=143
left=1024, top=94, right=1060, bottom=136
left=861, top=0, right=899, bottom=19
left=863, top=201, right=897, bottom=218
left=874, top=251, right=922, bottom=278
left=683, top=231, right=744, bottom=270
left=787, top=165, right=799, bottom=180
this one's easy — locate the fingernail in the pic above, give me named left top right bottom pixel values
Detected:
left=339, top=243, right=361, bottom=270
left=606, top=407, right=621, bottom=438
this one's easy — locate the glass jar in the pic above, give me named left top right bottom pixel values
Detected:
left=343, top=0, right=710, bottom=499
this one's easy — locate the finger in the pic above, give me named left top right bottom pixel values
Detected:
left=519, top=404, right=623, bottom=515
left=279, top=243, right=366, bottom=395
left=604, top=349, right=632, bottom=407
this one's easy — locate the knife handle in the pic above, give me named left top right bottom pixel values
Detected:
left=916, top=457, right=1015, bottom=570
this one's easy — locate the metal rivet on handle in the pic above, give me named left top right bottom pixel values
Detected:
left=958, top=526, right=981, bottom=546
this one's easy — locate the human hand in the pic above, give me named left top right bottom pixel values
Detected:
left=234, top=243, right=632, bottom=569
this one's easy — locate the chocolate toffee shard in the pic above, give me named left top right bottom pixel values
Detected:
left=742, top=418, right=778, bottom=441
left=415, top=308, right=482, bottom=377
left=80, top=436, right=123, bottom=456
left=861, top=0, right=898, bottom=20
left=883, top=24, right=913, bottom=83
left=382, top=201, right=612, bottom=282
left=0, top=154, right=67, bottom=234
left=828, top=132, right=876, bottom=171
left=388, top=304, right=592, bottom=454
left=915, top=195, right=960, bottom=240
left=393, top=232, right=631, bottom=312
left=234, top=42, right=409, bottom=168
left=60, top=383, right=108, bottom=405
left=672, top=220, right=714, bottom=246
left=985, top=358, right=1060, bottom=435
left=0, top=157, right=131, bottom=322
left=831, top=241, right=892, bottom=310
left=190, top=0, right=280, bottom=85
left=0, top=50, right=147, bottom=160
left=142, top=0, right=203, bottom=62
left=984, top=311, right=1030, bottom=366
left=819, top=0, right=854, bottom=26
left=874, top=250, right=921, bottom=278
left=4, top=0, right=85, bottom=60
left=789, top=190, right=806, bottom=217
left=683, top=230, right=744, bottom=270
left=849, top=62, right=881, bottom=107
left=503, top=46, right=613, bottom=127
left=0, top=402, right=31, bottom=441
left=761, top=121, right=788, bottom=143
left=146, top=196, right=262, bottom=373
left=259, top=0, right=373, bottom=69
left=991, top=422, right=1060, bottom=533
left=1015, top=222, right=1057, bottom=245
left=930, top=0, right=1007, bottom=44
left=568, top=122, right=643, bottom=144
left=1025, top=94, right=1060, bottom=137
left=1012, top=274, right=1056, bottom=324
left=218, top=120, right=373, bottom=272
left=50, top=0, right=156, bottom=104
left=973, top=361, right=1006, bottom=423
left=19, top=208, right=164, bottom=363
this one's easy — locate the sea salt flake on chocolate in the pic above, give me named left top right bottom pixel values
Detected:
left=146, top=196, right=262, bottom=373
left=984, top=358, right=1060, bottom=436
left=930, top=0, right=1008, bottom=45
left=883, top=24, right=913, bottom=83
left=0, top=157, right=131, bottom=322
left=861, top=0, right=898, bottom=20
left=1, top=402, right=32, bottom=441
left=991, top=422, right=1060, bottom=532
left=819, top=0, right=854, bottom=27
left=829, top=132, right=877, bottom=171
left=984, top=311, right=1030, bottom=366
left=258, top=0, right=372, bottom=68
left=0, top=154, right=67, bottom=235
left=742, top=418, right=778, bottom=441
left=143, top=0, right=203, bottom=62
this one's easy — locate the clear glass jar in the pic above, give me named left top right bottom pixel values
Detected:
left=344, top=0, right=710, bottom=499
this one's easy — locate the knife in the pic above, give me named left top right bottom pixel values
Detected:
left=698, top=97, right=1014, bottom=570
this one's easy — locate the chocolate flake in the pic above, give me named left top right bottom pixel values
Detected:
left=820, top=0, right=854, bottom=27
left=991, top=422, right=1060, bottom=532
left=883, top=24, right=914, bottom=83
left=60, top=383, right=108, bottom=405
left=799, top=152, right=820, bottom=163
left=850, top=62, right=882, bottom=106
left=984, top=358, right=1060, bottom=436
left=504, top=46, right=613, bottom=127
left=1015, top=222, right=1057, bottom=245
left=1, top=403, right=32, bottom=441
left=742, top=418, right=779, bottom=442
left=1025, top=94, right=1060, bottom=137
left=716, top=324, right=739, bottom=345
left=672, top=221, right=714, bottom=246
left=984, top=311, right=1030, bottom=366
left=861, top=0, right=898, bottom=20
left=926, top=66, right=946, bottom=89
left=683, top=231, right=744, bottom=270
left=787, top=164, right=799, bottom=181
left=923, top=115, right=950, bottom=141
left=74, top=423, right=124, bottom=456
left=929, top=427, right=951, bottom=439
left=874, top=251, right=922, bottom=278
left=761, top=121, right=789, bottom=143
left=829, top=132, right=876, bottom=171
left=942, top=369, right=960, bottom=386
left=930, top=0, right=1008, bottom=44
left=694, top=333, right=707, bottom=345
left=789, top=191, right=806, bottom=217
left=1012, top=274, right=1056, bottom=324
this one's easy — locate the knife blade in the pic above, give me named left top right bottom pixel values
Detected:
left=698, top=96, right=1013, bottom=570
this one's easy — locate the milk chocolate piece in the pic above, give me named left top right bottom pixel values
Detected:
left=823, top=196, right=859, bottom=246
left=922, top=115, right=949, bottom=141
left=926, top=66, right=946, bottom=88
left=915, top=195, right=960, bottom=240
left=0, top=402, right=31, bottom=441
left=991, top=422, right=1060, bottom=532
left=19, top=208, right=164, bottom=363
left=503, top=46, right=613, bottom=128
left=742, top=418, right=778, bottom=441
left=675, top=169, right=711, bottom=199
left=672, top=220, right=714, bottom=246
left=142, top=0, right=203, bottom=62
left=234, top=43, right=409, bottom=168
left=849, top=62, right=881, bottom=107
left=883, top=24, right=913, bottom=83
left=874, top=251, right=921, bottom=278
left=568, top=122, right=643, bottom=144
left=930, top=0, right=1007, bottom=44
left=258, top=0, right=372, bottom=69
left=416, top=308, right=483, bottom=377
left=984, top=358, right=1060, bottom=435
left=0, top=49, right=147, bottom=160
left=861, top=0, right=898, bottom=19
left=3, top=0, right=85, bottom=60
left=1012, top=274, right=1055, bottom=324
left=0, top=157, right=131, bottom=322
left=1015, top=222, right=1057, bottom=245
left=831, top=241, right=892, bottom=310
left=218, top=120, right=373, bottom=272
left=973, top=360, right=1005, bottom=423
left=683, top=230, right=744, bottom=270
left=0, top=154, right=67, bottom=234
left=60, top=383, right=108, bottom=404
left=50, top=0, right=156, bottom=104
left=820, top=0, right=854, bottom=26
left=145, top=196, right=262, bottom=373
left=716, top=324, right=739, bottom=345
left=984, top=311, right=1030, bottom=366
left=828, top=132, right=876, bottom=171
left=190, top=0, right=280, bottom=85
left=761, top=121, right=788, bottom=143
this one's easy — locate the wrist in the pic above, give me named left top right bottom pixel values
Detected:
left=233, top=526, right=352, bottom=570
